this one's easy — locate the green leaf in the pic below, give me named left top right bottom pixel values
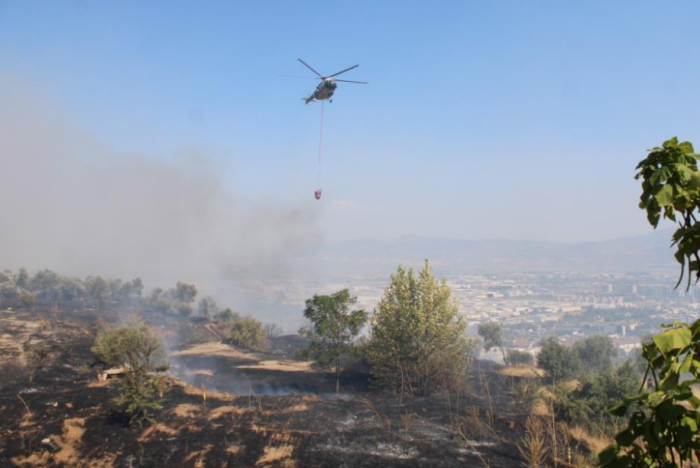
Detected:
left=615, top=428, right=636, bottom=446
left=681, top=415, right=698, bottom=432
left=655, top=184, right=674, bottom=206
left=608, top=401, right=629, bottom=417
left=664, top=137, right=679, bottom=148
left=598, top=445, right=619, bottom=465
left=679, top=141, right=695, bottom=153
left=652, top=327, right=691, bottom=355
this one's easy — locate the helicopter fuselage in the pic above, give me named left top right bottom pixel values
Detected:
left=305, top=78, right=337, bottom=104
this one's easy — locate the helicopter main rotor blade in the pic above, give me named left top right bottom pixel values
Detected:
left=335, top=79, right=368, bottom=84
left=279, top=74, right=322, bottom=80
left=328, top=64, right=359, bottom=78
left=298, top=59, right=324, bottom=78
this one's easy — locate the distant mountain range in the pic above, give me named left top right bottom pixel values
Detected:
left=307, top=229, right=679, bottom=276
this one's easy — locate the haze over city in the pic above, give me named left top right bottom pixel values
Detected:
left=2, top=3, right=700, bottom=466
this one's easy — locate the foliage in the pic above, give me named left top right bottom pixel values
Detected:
left=92, top=317, right=169, bottom=426
left=572, top=334, right=617, bottom=374
left=19, top=290, right=35, bottom=309
left=174, top=282, right=198, bottom=304
left=517, top=415, right=548, bottom=468
left=600, top=321, right=700, bottom=467
left=554, top=360, right=639, bottom=433
left=265, top=323, right=283, bottom=339
left=197, top=296, right=218, bottom=320
left=16, top=268, right=29, bottom=290
left=216, top=308, right=238, bottom=322
left=298, top=289, right=368, bottom=392
left=146, top=284, right=198, bottom=316
left=478, top=321, right=502, bottom=353
left=366, top=260, right=472, bottom=396
left=216, top=312, right=267, bottom=351
left=601, top=137, right=700, bottom=467
left=537, top=337, right=581, bottom=382
left=85, top=275, right=110, bottom=309
left=505, top=348, right=534, bottom=367
left=636, top=137, right=700, bottom=288
left=115, top=372, right=167, bottom=427
left=92, top=317, right=168, bottom=370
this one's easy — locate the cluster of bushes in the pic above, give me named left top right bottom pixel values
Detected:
left=552, top=360, right=639, bottom=432
left=476, top=321, right=536, bottom=367
left=300, top=261, right=476, bottom=396
left=0, top=268, right=144, bottom=310
left=505, top=349, right=534, bottom=366
left=535, top=335, right=641, bottom=434
left=537, top=335, right=618, bottom=382
left=214, top=308, right=268, bottom=351
left=145, top=282, right=198, bottom=316
left=92, top=317, right=169, bottom=426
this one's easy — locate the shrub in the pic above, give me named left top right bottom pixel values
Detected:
left=554, top=360, right=639, bottom=433
left=92, top=317, right=168, bottom=426
left=19, top=290, right=36, bottom=309
left=537, top=337, right=581, bottom=382
left=298, top=289, right=367, bottom=392
left=215, top=312, right=267, bottom=351
left=505, top=349, right=534, bottom=367
left=366, top=261, right=472, bottom=396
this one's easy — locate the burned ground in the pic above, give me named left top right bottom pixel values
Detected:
left=0, top=308, right=562, bottom=467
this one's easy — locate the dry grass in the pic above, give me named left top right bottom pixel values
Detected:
left=139, top=422, right=179, bottom=441
left=517, top=415, right=548, bottom=468
left=238, top=360, right=316, bottom=372
left=170, top=342, right=261, bottom=361
left=256, top=444, right=296, bottom=467
left=173, top=403, right=201, bottom=418
left=499, top=366, right=545, bottom=378
left=562, top=379, right=581, bottom=391
left=568, top=425, right=611, bottom=454
left=13, top=417, right=86, bottom=467
left=174, top=379, right=235, bottom=401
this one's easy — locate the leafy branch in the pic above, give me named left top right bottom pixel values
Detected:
left=600, top=137, right=700, bottom=467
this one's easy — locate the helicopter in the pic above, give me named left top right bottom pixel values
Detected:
left=296, top=59, right=368, bottom=104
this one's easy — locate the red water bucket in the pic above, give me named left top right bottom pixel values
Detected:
left=314, top=189, right=322, bottom=200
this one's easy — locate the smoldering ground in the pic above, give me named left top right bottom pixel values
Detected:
left=0, top=73, right=323, bottom=326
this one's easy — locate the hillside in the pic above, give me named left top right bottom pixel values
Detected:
left=307, top=229, right=676, bottom=276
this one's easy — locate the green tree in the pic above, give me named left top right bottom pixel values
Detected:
left=92, top=317, right=169, bottom=426
left=85, top=275, right=110, bottom=310
left=366, top=261, right=472, bottom=397
left=227, top=317, right=267, bottom=350
left=600, top=138, right=700, bottom=467
left=555, top=360, right=640, bottom=432
left=30, top=269, right=61, bottom=305
left=19, top=290, right=35, bottom=309
left=505, top=349, right=534, bottom=367
left=146, top=288, right=173, bottom=313
left=572, top=334, right=618, bottom=374
left=537, top=337, right=581, bottom=382
left=215, top=311, right=267, bottom=351
left=174, top=282, right=197, bottom=304
left=30, top=269, right=60, bottom=293
left=478, top=321, right=504, bottom=360
left=16, top=268, right=29, bottom=290
left=216, top=308, right=238, bottom=322
left=59, top=277, right=85, bottom=303
left=197, top=297, right=218, bottom=320
left=298, top=289, right=368, bottom=393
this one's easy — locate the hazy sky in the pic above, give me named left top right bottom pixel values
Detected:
left=1, top=1, right=699, bottom=244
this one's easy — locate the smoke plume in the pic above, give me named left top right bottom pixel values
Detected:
left=0, top=73, right=322, bottom=297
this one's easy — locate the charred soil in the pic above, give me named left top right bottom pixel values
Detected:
left=0, top=308, right=540, bottom=467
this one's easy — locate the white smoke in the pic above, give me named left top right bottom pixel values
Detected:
left=0, top=72, right=323, bottom=293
